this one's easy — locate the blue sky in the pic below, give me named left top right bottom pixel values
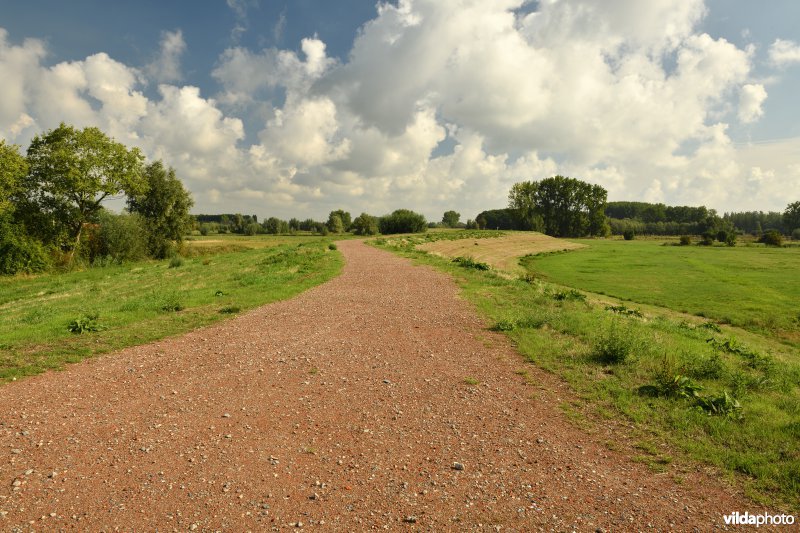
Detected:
left=1, top=0, right=799, bottom=220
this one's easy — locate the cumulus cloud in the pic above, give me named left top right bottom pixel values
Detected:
left=768, top=38, right=800, bottom=67
left=0, top=1, right=792, bottom=219
left=145, top=30, right=186, bottom=83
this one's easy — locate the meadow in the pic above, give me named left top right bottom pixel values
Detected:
left=0, top=235, right=342, bottom=381
left=524, top=239, right=800, bottom=346
left=375, top=232, right=800, bottom=507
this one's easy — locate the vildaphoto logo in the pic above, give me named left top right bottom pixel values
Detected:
left=723, top=512, right=795, bottom=527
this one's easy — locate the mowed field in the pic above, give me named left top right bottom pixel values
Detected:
left=524, top=239, right=800, bottom=345
left=0, top=236, right=342, bottom=381
left=417, top=231, right=584, bottom=273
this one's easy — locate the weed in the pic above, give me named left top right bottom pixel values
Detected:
left=605, top=304, right=643, bottom=318
left=158, top=292, right=185, bottom=312
left=168, top=255, right=184, bottom=268
left=67, top=313, right=106, bottom=334
left=552, top=289, right=586, bottom=302
left=696, top=391, right=743, bottom=419
left=464, top=377, right=480, bottom=385
left=687, top=352, right=725, bottom=380
left=219, top=305, right=241, bottom=314
left=452, top=256, right=490, bottom=270
left=593, top=322, right=638, bottom=364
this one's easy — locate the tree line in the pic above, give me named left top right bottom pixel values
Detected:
left=1, top=123, right=193, bottom=275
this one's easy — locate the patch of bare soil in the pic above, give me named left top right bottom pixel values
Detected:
left=418, top=232, right=584, bottom=273
left=0, top=240, right=749, bottom=530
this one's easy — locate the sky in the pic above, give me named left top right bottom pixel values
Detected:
left=1, top=0, right=800, bottom=221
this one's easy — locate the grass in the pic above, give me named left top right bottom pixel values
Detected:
left=372, top=233, right=800, bottom=508
left=523, top=239, right=800, bottom=346
left=0, top=236, right=343, bottom=381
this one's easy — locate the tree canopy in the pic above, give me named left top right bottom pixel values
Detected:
left=784, top=201, right=800, bottom=233
left=509, top=176, right=609, bottom=237
left=441, top=210, right=461, bottom=228
left=0, top=141, right=28, bottom=220
left=379, top=209, right=427, bottom=234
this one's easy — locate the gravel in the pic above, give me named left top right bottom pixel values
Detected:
left=0, top=240, right=749, bottom=529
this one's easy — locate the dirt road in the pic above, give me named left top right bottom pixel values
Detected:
left=0, top=240, right=747, bottom=530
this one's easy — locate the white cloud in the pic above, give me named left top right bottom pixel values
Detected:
left=145, top=30, right=186, bottom=83
left=768, top=38, right=800, bottom=67
left=738, top=84, right=767, bottom=123
left=1, top=1, right=794, bottom=219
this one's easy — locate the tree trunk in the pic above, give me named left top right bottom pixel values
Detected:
left=68, top=223, right=84, bottom=265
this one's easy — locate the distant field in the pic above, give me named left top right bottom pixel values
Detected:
left=524, top=239, right=800, bottom=345
left=0, top=237, right=342, bottom=381
left=418, top=231, right=584, bottom=273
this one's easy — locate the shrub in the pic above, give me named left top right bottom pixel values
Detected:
left=67, top=313, right=105, bottom=334
left=699, top=232, right=715, bottom=246
left=328, top=243, right=338, bottom=251
left=379, top=209, right=427, bottom=234
left=593, top=322, right=637, bottom=364
left=792, top=228, right=800, bottom=241
left=158, top=292, right=184, bottom=312
left=0, top=226, right=51, bottom=275
left=351, top=213, right=379, bottom=235
left=623, top=229, right=635, bottom=240
left=759, top=230, right=783, bottom=246
left=552, top=289, right=586, bottom=302
left=679, top=235, right=692, bottom=246
left=95, top=211, right=149, bottom=264
left=219, top=305, right=241, bottom=314
left=696, top=391, right=743, bottom=418
left=716, top=230, right=729, bottom=243
left=452, top=256, right=490, bottom=270
left=169, top=255, right=184, bottom=268
left=725, top=233, right=737, bottom=247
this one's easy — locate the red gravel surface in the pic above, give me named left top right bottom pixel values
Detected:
left=1, top=240, right=752, bottom=530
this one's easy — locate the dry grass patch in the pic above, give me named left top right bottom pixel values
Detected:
left=417, top=232, right=583, bottom=273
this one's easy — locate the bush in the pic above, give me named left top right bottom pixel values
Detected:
left=699, top=231, right=715, bottom=246
left=0, top=225, right=51, bottom=275
left=716, top=230, right=729, bottom=243
left=792, top=228, right=800, bottom=241
left=95, top=211, right=149, bottom=264
left=378, top=209, right=427, bottom=234
left=759, top=230, right=783, bottom=246
left=351, top=213, right=379, bottom=236
left=623, top=229, right=635, bottom=240
left=169, top=255, right=184, bottom=268
left=725, top=233, right=737, bottom=247
left=67, top=313, right=105, bottom=334
left=328, top=243, right=337, bottom=250
left=452, top=256, right=490, bottom=270
left=593, top=322, right=637, bottom=364
left=679, top=235, right=692, bottom=246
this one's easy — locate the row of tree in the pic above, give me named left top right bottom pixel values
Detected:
left=1, top=124, right=193, bottom=274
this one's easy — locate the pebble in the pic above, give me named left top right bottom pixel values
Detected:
left=404, top=516, right=418, bottom=523
left=452, top=462, right=464, bottom=471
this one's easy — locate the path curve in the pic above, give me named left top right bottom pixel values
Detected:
left=1, top=240, right=748, bottom=529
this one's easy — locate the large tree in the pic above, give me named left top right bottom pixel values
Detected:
left=0, top=141, right=28, bottom=220
left=441, top=210, right=461, bottom=228
left=127, top=160, right=193, bottom=258
left=509, top=175, right=608, bottom=237
left=21, top=123, right=145, bottom=254
left=783, top=201, right=800, bottom=233
left=327, top=209, right=351, bottom=232
left=351, top=212, right=379, bottom=235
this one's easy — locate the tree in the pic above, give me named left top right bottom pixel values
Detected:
left=509, top=176, right=608, bottom=237
left=263, top=217, right=282, bottom=235
left=327, top=214, right=344, bottom=234
left=0, top=141, right=28, bottom=219
left=442, top=210, right=461, bottom=228
left=127, top=160, right=193, bottom=258
left=378, top=209, right=427, bottom=234
left=328, top=210, right=351, bottom=232
left=21, top=123, right=145, bottom=255
left=351, top=213, right=379, bottom=235
left=784, top=201, right=800, bottom=233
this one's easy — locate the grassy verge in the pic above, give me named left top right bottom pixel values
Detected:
left=0, top=237, right=343, bottom=381
left=373, top=235, right=800, bottom=508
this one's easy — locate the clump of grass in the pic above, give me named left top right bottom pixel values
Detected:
left=593, top=322, right=638, bottom=364
left=551, top=289, right=586, bottom=302
left=219, top=305, right=241, bottom=314
left=464, top=377, right=480, bottom=385
left=158, top=292, right=185, bottom=312
left=707, top=337, right=775, bottom=372
left=168, top=255, right=184, bottom=268
left=605, top=304, right=643, bottom=318
left=328, top=243, right=338, bottom=251
left=452, top=256, right=490, bottom=270
left=67, top=313, right=106, bottom=334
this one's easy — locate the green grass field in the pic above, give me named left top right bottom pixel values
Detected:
left=523, top=239, right=800, bottom=346
left=374, top=233, right=800, bottom=507
left=0, top=236, right=342, bottom=381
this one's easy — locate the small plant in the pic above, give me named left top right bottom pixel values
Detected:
left=158, top=292, right=185, bottom=312
left=623, top=229, right=635, bottom=241
left=697, top=322, right=722, bottom=333
left=214, top=290, right=225, bottom=297
left=67, top=313, right=106, bottom=334
left=328, top=243, right=338, bottom=250
left=219, top=305, right=241, bottom=314
left=657, top=374, right=704, bottom=399
left=696, top=391, right=743, bottom=419
left=687, top=352, right=725, bottom=380
left=759, top=230, right=783, bottom=247
left=519, top=272, right=536, bottom=284
left=492, top=319, right=517, bottom=331
left=679, top=235, right=692, bottom=246
left=552, top=289, right=586, bottom=302
left=725, top=233, right=737, bottom=247
left=605, top=304, right=643, bottom=318
left=464, top=377, right=480, bottom=385
left=169, top=255, right=184, bottom=268
left=593, top=322, right=637, bottom=364
left=452, top=256, right=490, bottom=270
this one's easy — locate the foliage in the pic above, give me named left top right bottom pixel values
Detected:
left=20, top=123, right=145, bottom=252
left=441, top=210, right=461, bottom=228
left=593, top=321, right=637, bottom=364
left=379, top=209, right=427, bottom=234
left=328, top=243, right=337, bottom=250
left=168, top=255, right=184, bottom=268
left=219, top=305, right=241, bottom=314
left=724, top=210, right=784, bottom=235
left=67, top=313, right=105, bottom=334
left=93, top=210, right=149, bottom=264
left=551, top=288, right=586, bottom=302
left=699, top=231, right=715, bottom=246
left=696, top=391, right=743, bottom=418
left=509, top=176, right=608, bottom=237
left=351, top=213, right=379, bottom=235
left=127, top=160, right=194, bottom=259
left=328, top=210, right=352, bottom=232
left=327, top=213, right=345, bottom=234
left=0, top=141, right=28, bottom=218
left=0, top=223, right=51, bottom=275
left=451, top=256, right=490, bottom=270
left=465, top=219, right=478, bottom=230
left=605, top=304, right=643, bottom=318
left=679, top=235, right=692, bottom=246
left=474, top=208, right=529, bottom=230
left=623, top=229, right=635, bottom=240
left=782, top=201, right=800, bottom=234
left=759, top=230, right=783, bottom=247
left=793, top=228, right=800, bottom=241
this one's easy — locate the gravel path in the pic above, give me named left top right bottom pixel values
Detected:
left=1, top=240, right=749, bottom=530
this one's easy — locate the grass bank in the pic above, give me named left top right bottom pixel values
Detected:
left=373, top=233, right=800, bottom=508
left=0, top=237, right=343, bottom=381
